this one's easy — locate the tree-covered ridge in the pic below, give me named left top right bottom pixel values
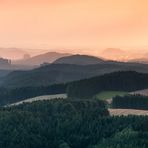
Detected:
left=67, top=71, right=148, bottom=98
left=2, top=61, right=148, bottom=88
left=93, top=127, right=148, bottom=148
left=0, top=84, right=66, bottom=106
left=0, top=100, right=148, bottom=147
left=112, top=95, right=148, bottom=110
left=11, top=99, right=108, bottom=118
left=1, top=71, right=148, bottom=106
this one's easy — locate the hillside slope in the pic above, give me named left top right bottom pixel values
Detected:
left=53, top=54, right=105, bottom=65
left=2, top=62, right=148, bottom=88
left=67, top=71, right=148, bottom=98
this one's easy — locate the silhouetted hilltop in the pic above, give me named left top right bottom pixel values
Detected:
left=54, top=54, right=105, bottom=65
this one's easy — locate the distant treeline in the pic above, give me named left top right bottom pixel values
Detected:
left=0, top=99, right=148, bottom=147
left=67, top=71, right=148, bottom=98
left=0, top=84, right=66, bottom=106
left=112, top=95, right=148, bottom=110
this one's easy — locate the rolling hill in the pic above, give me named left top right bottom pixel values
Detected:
left=1, top=61, right=148, bottom=88
left=54, top=54, right=105, bottom=65
left=67, top=71, right=148, bottom=98
left=0, top=57, right=35, bottom=70
left=1, top=70, right=148, bottom=106
left=0, top=70, right=11, bottom=78
left=14, top=52, right=71, bottom=66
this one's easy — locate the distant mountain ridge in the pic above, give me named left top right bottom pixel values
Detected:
left=0, top=48, right=27, bottom=59
left=54, top=54, right=105, bottom=65
left=101, top=48, right=145, bottom=62
left=13, top=52, right=71, bottom=66
left=0, top=57, right=35, bottom=71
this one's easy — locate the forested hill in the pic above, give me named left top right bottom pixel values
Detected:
left=1, top=99, right=148, bottom=147
left=2, top=61, right=148, bottom=88
left=67, top=71, right=148, bottom=98
left=1, top=71, right=148, bottom=106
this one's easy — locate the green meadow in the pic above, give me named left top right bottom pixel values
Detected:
left=95, top=91, right=127, bottom=100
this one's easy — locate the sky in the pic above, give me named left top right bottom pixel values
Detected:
left=0, top=0, right=148, bottom=55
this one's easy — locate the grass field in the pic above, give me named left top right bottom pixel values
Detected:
left=95, top=91, right=127, bottom=100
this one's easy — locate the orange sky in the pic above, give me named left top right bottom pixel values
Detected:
left=0, top=0, right=148, bottom=54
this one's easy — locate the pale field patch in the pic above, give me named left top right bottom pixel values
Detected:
left=8, top=94, right=67, bottom=106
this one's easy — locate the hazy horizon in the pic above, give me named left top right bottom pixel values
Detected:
left=0, top=0, right=148, bottom=53
left=0, top=0, right=148, bottom=60
left=0, top=47, right=148, bottom=61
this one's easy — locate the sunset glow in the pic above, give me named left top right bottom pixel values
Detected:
left=0, top=0, right=148, bottom=57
